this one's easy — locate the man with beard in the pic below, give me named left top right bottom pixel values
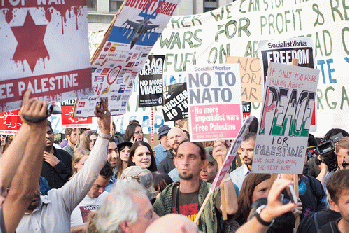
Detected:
left=229, top=132, right=256, bottom=190
left=16, top=99, right=111, bottom=233
left=63, top=128, right=78, bottom=156
left=153, top=141, right=237, bottom=233
left=158, top=128, right=185, bottom=174
left=41, top=121, right=72, bottom=189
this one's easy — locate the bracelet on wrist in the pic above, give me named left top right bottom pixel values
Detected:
left=255, top=205, right=274, bottom=227
left=98, top=132, right=110, bottom=139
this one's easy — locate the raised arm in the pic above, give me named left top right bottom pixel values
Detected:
left=236, top=179, right=297, bottom=233
left=59, top=98, right=110, bottom=212
left=2, top=90, right=47, bottom=233
left=0, top=93, right=34, bottom=192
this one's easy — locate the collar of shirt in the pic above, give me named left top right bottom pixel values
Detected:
left=243, top=164, right=250, bottom=176
left=25, top=195, right=51, bottom=215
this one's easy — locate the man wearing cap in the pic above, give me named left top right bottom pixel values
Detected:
left=154, top=125, right=171, bottom=166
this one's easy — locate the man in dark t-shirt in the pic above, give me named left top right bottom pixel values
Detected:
left=153, top=141, right=236, bottom=233
left=297, top=208, right=341, bottom=233
left=318, top=170, right=349, bottom=233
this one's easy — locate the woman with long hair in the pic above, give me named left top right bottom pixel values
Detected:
left=233, top=173, right=272, bottom=225
left=124, top=120, right=144, bottom=142
left=116, top=141, right=132, bottom=179
left=127, top=141, right=157, bottom=172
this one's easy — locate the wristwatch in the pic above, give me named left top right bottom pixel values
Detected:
left=255, top=205, right=274, bottom=227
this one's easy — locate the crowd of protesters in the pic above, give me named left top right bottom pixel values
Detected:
left=0, top=91, right=349, bottom=233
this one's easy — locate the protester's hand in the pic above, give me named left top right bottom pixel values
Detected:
left=213, top=139, right=228, bottom=168
left=320, top=161, right=328, bottom=173
left=95, top=98, right=111, bottom=136
left=260, top=179, right=297, bottom=222
left=19, top=89, right=48, bottom=126
left=293, top=199, right=302, bottom=217
left=44, top=151, right=60, bottom=167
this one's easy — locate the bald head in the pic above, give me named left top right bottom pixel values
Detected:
left=167, top=128, right=185, bottom=150
left=146, top=214, right=201, bottom=233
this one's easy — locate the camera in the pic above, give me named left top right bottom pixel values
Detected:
left=315, top=133, right=344, bottom=171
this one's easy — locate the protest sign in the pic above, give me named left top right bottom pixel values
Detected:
left=0, top=1, right=91, bottom=112
left=149, top=0, right=349, bottom=137
left=242, top=102, right=251, bottom=120
left=139, top=55, right=165, bottom=107
left=259, top=38, right=317, bottom=130
left=210, top=115, right=254, bottom=192
left=252, top=62, right=320, bottom=174
left=187, top=64, right=242, bottom=142
left=0, top=109, right=22, bottom=135
left=226, top=56, right=262, bottom=102
left=75, top=0, right=181, bottom=117
left=61, top=100, right=92, bottom=128
left=162, top=83, right=188, bottom=121
left=259, top=38, right=315, bottom=83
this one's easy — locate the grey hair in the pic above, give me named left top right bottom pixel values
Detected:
left=94, top=180, right=147, bottom=232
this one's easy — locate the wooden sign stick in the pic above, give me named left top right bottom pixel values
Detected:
left=217, top=157, right=228, bottom=220
left=291, top=58, right=301, bottom=231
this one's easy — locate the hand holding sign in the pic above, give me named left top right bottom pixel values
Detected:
left=95, top=98, right=111, bottom=136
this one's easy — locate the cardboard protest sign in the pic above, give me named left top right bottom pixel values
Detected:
left=162, top=83, right=188, bottom=121
left=210, top=116, right=254, bottom=192
left=187, top=64, right=242, bottom=142
left=139, top=55, right=165, bottom=107
left=149, top=0, right=349, bottom=137
left=0, top=1, right=91, bottom=112
left=259, top=38, right=317, bottom=130
left=226, top=56, right=262, bottom=102
left=252, top=63, right=320, bottom=174
left=75, top=0, right=180, bottom=117
left=61, top=100, right=92, bottom=128
left=0, top=109, right=22, bottom=134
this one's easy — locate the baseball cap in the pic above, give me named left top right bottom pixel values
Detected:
left=120, top=166, right=156, bottom=200
left=158, top=125, right=171, bottom=140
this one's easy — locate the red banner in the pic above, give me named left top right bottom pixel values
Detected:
left=0, top=109, right=22, bottom=134
left=61, top=106, right=92, bottom=128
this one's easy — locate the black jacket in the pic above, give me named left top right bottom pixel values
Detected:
left=41, top=147, right=72, bottom=189
left=158, top=149, right=175, bottom=174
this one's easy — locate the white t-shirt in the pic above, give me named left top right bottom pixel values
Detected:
left=70, top=191, right=109, bottom=227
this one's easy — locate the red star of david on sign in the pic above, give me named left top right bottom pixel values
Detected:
left=11, top=10, right=49, bottom=73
